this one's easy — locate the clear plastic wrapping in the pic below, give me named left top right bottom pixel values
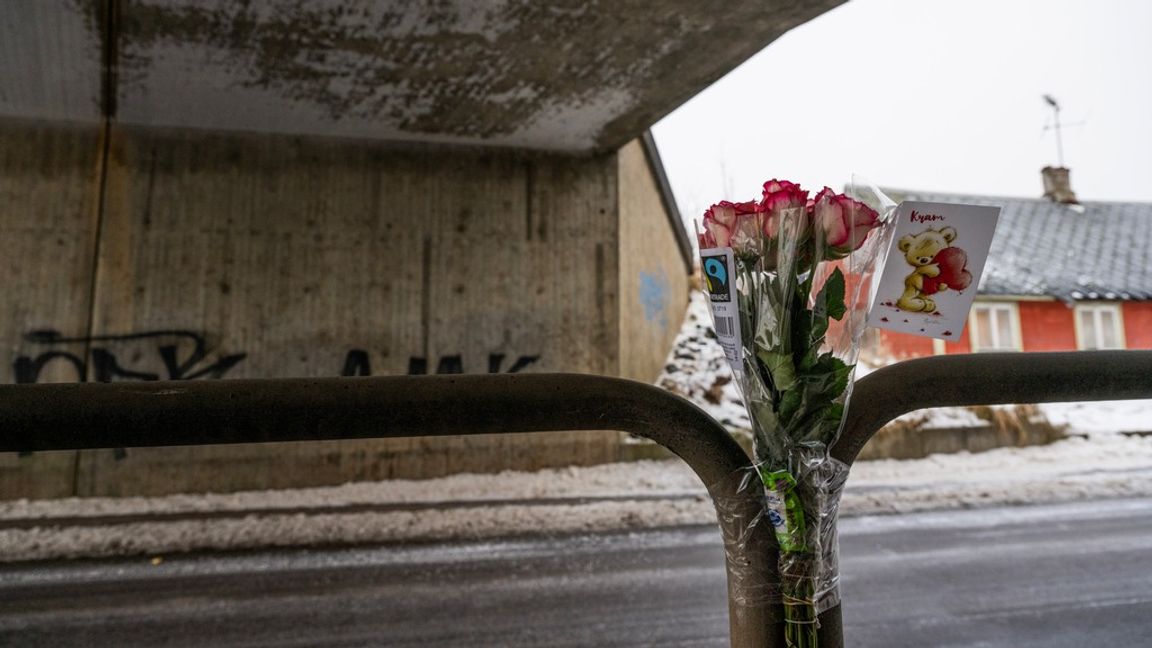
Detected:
left=699, top=179, right=895, bottom=646
left=710, top=459, right=848, bottom=612
left=711, top=465, right=779, bottom=609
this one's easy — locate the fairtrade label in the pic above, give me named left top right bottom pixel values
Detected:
left=699, top=247, right=743, bottom=373
left=867, top=201, right=1001, bottom=341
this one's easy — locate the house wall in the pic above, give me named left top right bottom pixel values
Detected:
left=943, top=330, right=971, bottom=354
left=1123, top=302, right=1152, bottom=349
left=617, top=140, right=690, bottom=382
left=876, top=329, right=935, bottom=359
left=1019, top=302, right=1077, bottom=351
left=879, top=299, right=1152, bottom=359
left=2, top=122, right=698, bottom=498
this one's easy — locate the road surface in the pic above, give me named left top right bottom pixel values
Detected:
left=2, top=498, right=1152, bottom=647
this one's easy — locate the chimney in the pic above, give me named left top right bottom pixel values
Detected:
left=1041, top=166, right=1078, bottom=204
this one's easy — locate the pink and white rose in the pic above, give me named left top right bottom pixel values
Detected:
left=700, top=202, right=732, bottom=248
left=727, top=200, right=761, bottom=256
left=701, top=200, right=761, bottom=256
left=811, top=187, right=881, bottom=258
left=761, top=179, right=808, bottom=213
left=699, top=181, right=880, bottom=265
left=759, top=179, right=809, bottom=240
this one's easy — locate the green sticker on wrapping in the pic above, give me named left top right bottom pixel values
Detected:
left=762, top=469, right=807, bottom=553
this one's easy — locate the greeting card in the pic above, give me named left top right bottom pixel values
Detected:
left=867, top=200, right=1001, bottom=341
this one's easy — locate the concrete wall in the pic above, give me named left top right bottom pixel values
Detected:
left=617, top=140, right=689, bottom=382
left=0, top=121, right=103, bottom=498
left=0, top=121, right=687, bottom=498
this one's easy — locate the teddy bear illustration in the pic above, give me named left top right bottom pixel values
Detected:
left=896, top=226, right=972, bottom=312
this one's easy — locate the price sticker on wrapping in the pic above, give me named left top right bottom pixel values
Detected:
left=700, top=247, right=743, bottom=374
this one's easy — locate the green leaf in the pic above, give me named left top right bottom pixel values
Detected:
left=798, top=344, right=820, bottom=372
left=820, top=355, right=851, bottom=400
left=824, top=402, right=845, bottom=426
left=757, top=349, right=797, bottom=392
left=778, top=387, right=803, bottom=427
left=822, top=267, right=848, bottom=322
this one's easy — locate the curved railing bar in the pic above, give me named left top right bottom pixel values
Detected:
left=834, top=350, right=1152, bottom=465
left=807, top=350, right=1152, bottom=646
left=0, top=373, right=780, bottom=647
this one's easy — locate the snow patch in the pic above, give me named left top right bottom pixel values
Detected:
left=6, top=435, right=1152, bottom=561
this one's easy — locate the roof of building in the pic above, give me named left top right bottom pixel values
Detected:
left=883, top=188, right=1152, bottom=302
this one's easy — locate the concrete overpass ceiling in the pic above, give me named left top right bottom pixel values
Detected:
left=1, top=0, right=843, bottom=152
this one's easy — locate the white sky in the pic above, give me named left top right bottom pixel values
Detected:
left=653, top=0, right=1152, bottom=226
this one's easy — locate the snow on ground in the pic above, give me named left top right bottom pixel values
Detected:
left=1040, top=399, right=1152, bottom=436
left=845, top=434, right=1152, bottom=514
left=0, top=461, right=705, bottom=521
left=656, top=291, right=750, bottom=432
left=5, top=434, right=1152, bottom=561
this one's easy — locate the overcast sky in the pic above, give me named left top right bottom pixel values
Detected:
left=653, top=0, right=1152, bottom=226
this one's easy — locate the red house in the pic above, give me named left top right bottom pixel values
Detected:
left=877, top=170, right=1152, bottom=359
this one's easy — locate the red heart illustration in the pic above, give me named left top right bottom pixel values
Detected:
left=922, top=247, right=971, bottom=295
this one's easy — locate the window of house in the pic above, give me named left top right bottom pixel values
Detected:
left=1075, top=303, right=1125, bottom=350
left=969, top=303, right=1020, bottom=351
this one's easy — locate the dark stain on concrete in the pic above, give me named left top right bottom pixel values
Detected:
left=81, top=0, right=844, bottom=150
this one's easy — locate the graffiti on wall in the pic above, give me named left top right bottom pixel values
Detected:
left=340, top=351, right=539, bottom=376
left=13, top=330, right=248, bottom=384
left=638, top=269, right=669, bottom=330
left=12, top=329, right=540, bottom=384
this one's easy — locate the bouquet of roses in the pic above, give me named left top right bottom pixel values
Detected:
left=698, top=180, right=892, bottom=647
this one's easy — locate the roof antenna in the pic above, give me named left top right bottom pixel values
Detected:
left=1042, top=94, right=1064, bottom=167
left=1041, top=95, right=1087, bottom=166
left=1040, top=95, right=1083, bottom=205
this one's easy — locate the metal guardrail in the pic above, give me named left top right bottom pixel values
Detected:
left=0, top=372, right=781, bottom=645
left=1, top=350, right=1151, bottom=647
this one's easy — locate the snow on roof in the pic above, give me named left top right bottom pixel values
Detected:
left=884, top=189, right=1152, bottom=302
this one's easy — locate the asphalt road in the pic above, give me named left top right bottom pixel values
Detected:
left=2, top=498, right=1152, bottom=647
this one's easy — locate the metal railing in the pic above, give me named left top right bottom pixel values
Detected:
left=2, top=350, right=1151, bottom=647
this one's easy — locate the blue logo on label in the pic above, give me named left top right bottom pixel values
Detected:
left=704, top=258, right=726, bottom=286
left=767, top=509, right=785, bottom=528
left=701, top=255, right=731, bottom=302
